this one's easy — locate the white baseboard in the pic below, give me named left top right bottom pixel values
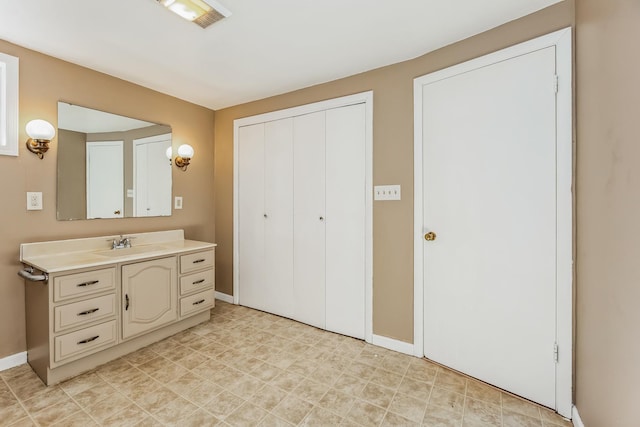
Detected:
left=372, top=334, right=415, bottom=356
left=572, top=405, right=584, bottom=427
left=215, top=292, right=234, bottom=304
left=0, top=351, right=27, bottom=372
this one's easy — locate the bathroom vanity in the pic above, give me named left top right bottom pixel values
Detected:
left=19, top=230, right=216, bottom=385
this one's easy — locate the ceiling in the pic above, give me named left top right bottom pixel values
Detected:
left=0, top=0, right=562, bottom=110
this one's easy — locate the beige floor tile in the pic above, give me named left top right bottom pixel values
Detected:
left=138, top=356, right=189, bottom=384
left=307, top=364, right=343, bottom=386
left=369, top=367, right=404, bottom=390
left=387, top=391, right=428, bottom=422
left=21, top=386, right=70, bottom=413
left=0, top=402, right=30, bottom=426
left=203, top=390, right=245, bottom=420
left=226, top=373, right=266, bottom=398
left=294, top=378, right=330, bottom=404
left=465, top=379, right=501, bottom=406
left=100, top=404, right=151, bottom=427
left=429, top=387, right=466, bottom=414
left=463, top=397, right=501, bottom=423
left=300, top=406, right=344, bottom=426
left=333, top=373, right=368, bottom=395
left=269, top=370, right=306, bottom=393
left=7, top=417, right=36, bottom=427
left=257, top=413, right=295, bottom=426
left=59, top=372, right=105, bottom=396
left=167, top=372, right=223, bottom=406
left=502, top=393, right=542, bottom=419
left=225, top=402, right=269, bottom=425
left=175, top=409, right=220, bottom=427
left=73, top=381, right=118, bottom=408
left=176, top=351, right=210, bottom=370
left=540, top=408, right=572, bottom=427
left=435, top=369, right=467, bottom=394
left=84, top=391, right=131, bottom=422
left=345, top=399, right=386, bottom=427
left=503, top=409, right=543, bottom=427
left=358, top=382, right=395, bottom=409
left=272, top=395, right=314, bottom=425
left=423, top=404, right=463, bottom=427
left=52, top=410, right=98, bottom=426
left=317, top=388, right=356, bottom=417
left=381, top=411, right=421, bottom=427
left=31, top=400, right=82, bottom=426
left=250, top=384, right=288, bottom=411
left=397, top=376, right=432, bottom=402
left=250, top=362, right=284, bottom=383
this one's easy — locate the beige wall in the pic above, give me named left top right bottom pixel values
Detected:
left=0, top=40, right=215, bottom=359
left=214, top=2, right=574, bottom=343
left=56, top=129, right=86, bottom=220
left=575, top=0, right=640, bottom=425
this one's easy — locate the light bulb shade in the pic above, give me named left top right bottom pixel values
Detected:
left=165, top=146, right=173, bottom=160
left=26, top=119, right=56, bottom=141
left=177, top=144, right=194, bottom=158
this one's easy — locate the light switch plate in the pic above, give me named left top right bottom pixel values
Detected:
left=27, top=192, right=43, bottom=210
left=374, top=185, right=401, bottom=201
left=174, top=196, right=183, bottom=210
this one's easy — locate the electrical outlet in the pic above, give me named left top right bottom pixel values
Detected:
left=27, top=192, right=43, bottom=210
left=174, top=196, right=183, bottom=210
left=374, top=185, right=401, bottom=201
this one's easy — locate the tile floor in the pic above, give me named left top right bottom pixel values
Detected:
left=0, top=301, right=573, bottom=427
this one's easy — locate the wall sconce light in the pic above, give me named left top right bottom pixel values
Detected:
left=26, top=119, right=56, bottom=159
left=175, top=144, right=194, bottom=171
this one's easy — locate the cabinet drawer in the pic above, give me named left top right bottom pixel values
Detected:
left=180, top=250, right=214, bottom=274
left=53, top=268, right=116, bottom=302
left=54, top=294, right=116, bottom=333
left=180, top=289, right=215, bottom=318
left=180, top=269, right=214, bottom=295
left=54, top=320, right=117, bottom=364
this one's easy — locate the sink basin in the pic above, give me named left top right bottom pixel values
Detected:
left=95, top=245, right=167, bottom=257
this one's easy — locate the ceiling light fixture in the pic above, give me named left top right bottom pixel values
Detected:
left=156, top=0, right=231, bottom=29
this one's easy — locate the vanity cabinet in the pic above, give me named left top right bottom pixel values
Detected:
left=122, top=257, right=178, bottom=340
left=20, top=230, right=216, bottom=386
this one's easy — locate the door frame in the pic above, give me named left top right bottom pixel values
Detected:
left=413, top=28, right=573, bottom=417
left=233, top=91, right=374, bottom=343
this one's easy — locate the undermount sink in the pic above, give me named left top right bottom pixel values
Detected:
left=95, top=245, right=167, bottom=257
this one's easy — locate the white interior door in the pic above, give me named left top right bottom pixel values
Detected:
left=325, top=104, right=366, bottom=339
left=293, top=111, right=326, bottom=329
left=422, top=47, right=558, bottom=408
left=264, top=118, right=294, bottom=318
left=86, top=141, right=123, bottom=219
left=134, top=134, right=172, bottom=216
left=238, top=123, right=266, bottom=311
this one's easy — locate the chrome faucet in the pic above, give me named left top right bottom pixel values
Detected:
left=111, top=235, right=133, bottom=250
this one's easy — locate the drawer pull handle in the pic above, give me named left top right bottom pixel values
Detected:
left=77, top=280, right=99, bottom=287
left=77, top=308, right=100, bottom=316
left=77, top=335, right=100, bottom=345
left=125, top=294, right=130, bottom=311
left=193, top=299, right=206, bottom=305
left=193, top=279, right=205, bottom=285
left=193, top=259, right=206, bottom=264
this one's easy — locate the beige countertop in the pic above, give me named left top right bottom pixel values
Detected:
left=20, top=230, right=216, bottom=273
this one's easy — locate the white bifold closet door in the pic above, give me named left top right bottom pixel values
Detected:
left=237, top=102, right=366, bottom=339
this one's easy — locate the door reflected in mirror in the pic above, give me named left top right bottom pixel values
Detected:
left=57, top=102, right=172, bottom=220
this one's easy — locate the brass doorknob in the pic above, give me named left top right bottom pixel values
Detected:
left=424, top=231, right=437, bottom=241
left=114, top=210, right=121, bottom=215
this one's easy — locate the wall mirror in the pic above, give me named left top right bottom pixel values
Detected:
left=57, top=102, right=172, bottom=220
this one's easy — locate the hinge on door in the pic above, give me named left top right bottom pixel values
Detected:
left=553, top=342, right=559, bottom=363
left=553, top=75, right=559, bottom=94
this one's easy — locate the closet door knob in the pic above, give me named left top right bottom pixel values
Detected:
left=264, top=214, right=268, bottom=218
left=319, top=216, right=324, bottom=221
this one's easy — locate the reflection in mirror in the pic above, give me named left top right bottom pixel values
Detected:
left=57, top=102, right=172, bottom=220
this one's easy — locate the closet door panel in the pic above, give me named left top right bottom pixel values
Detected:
left=325, top=104, right=367, bottom=339
left=238, top=124, right=266, bottom=311
left=293, top=111, right=326, bottom=329
left=264, top=118, right=294, bottom=318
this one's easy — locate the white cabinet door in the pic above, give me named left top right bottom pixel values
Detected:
left=325, top=104, right=366, bottom=339
left=122, top=257, right=177, bottom=340
left=238, top=123, right=266, bottom=312
left=264, top=118, right=294, bottom=319
left=293, top=111, right=326, bottom=329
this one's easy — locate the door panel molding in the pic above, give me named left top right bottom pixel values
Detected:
left=413, top=27, right=572, bottom=417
